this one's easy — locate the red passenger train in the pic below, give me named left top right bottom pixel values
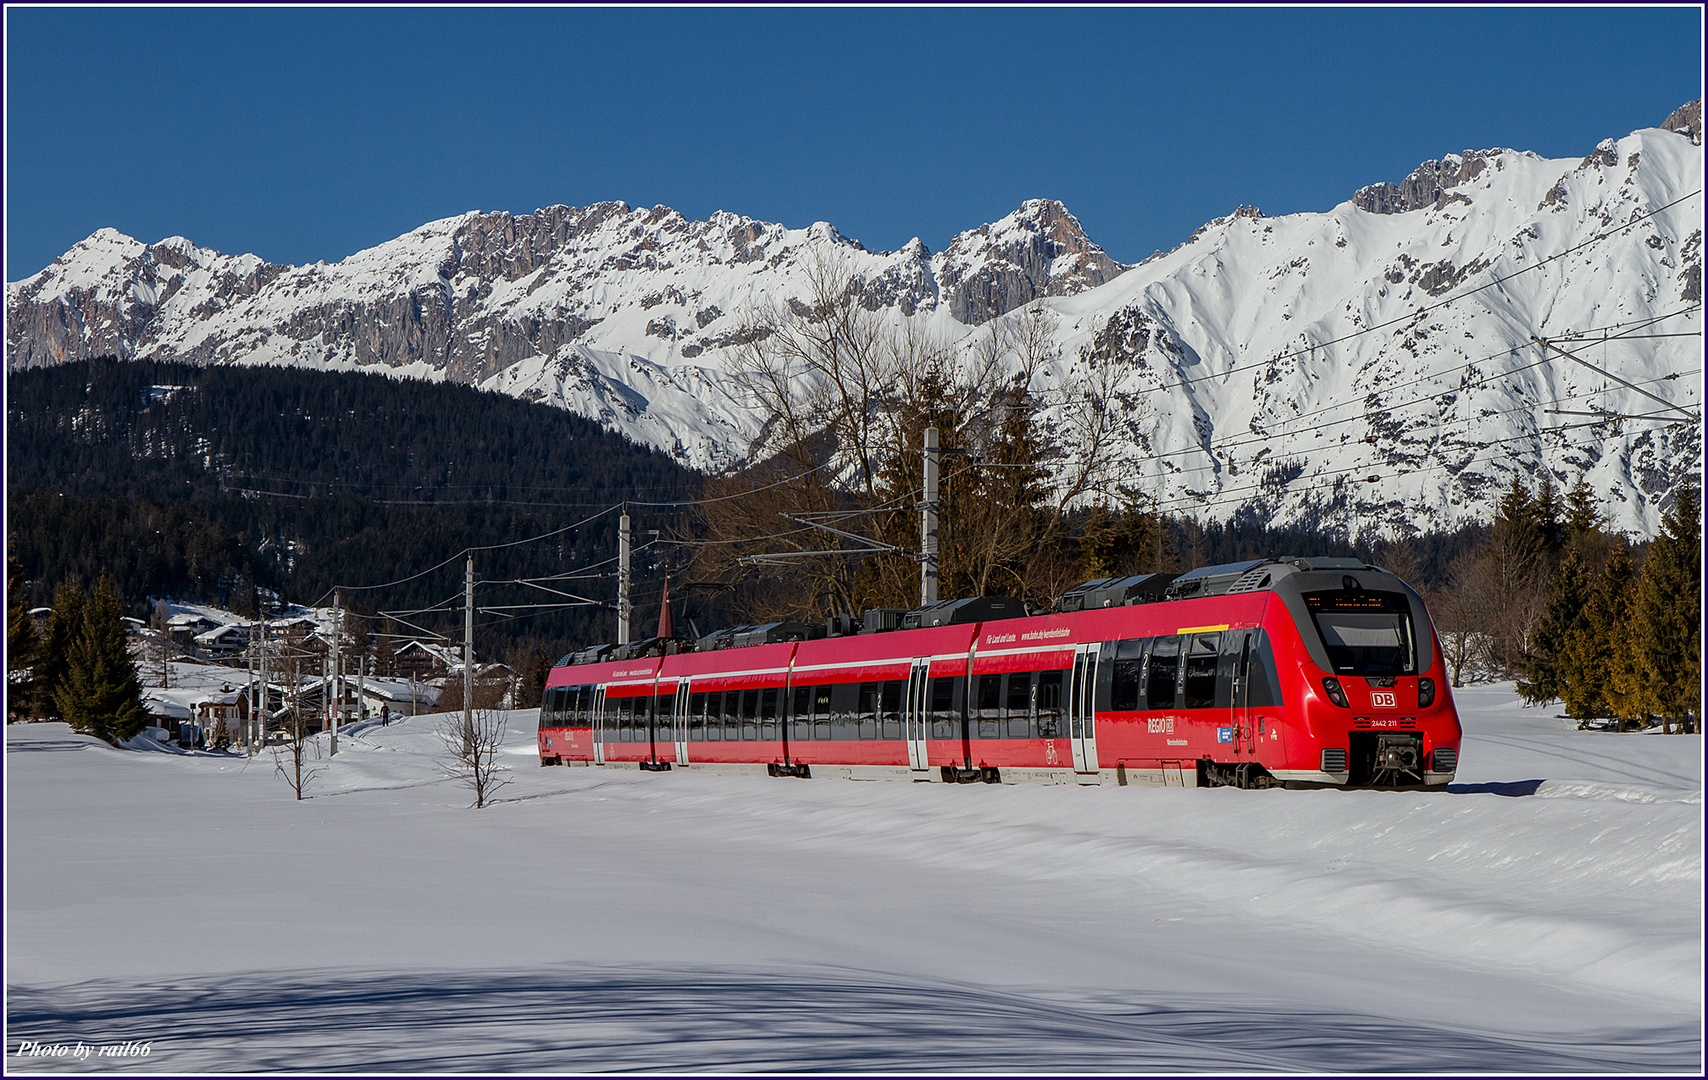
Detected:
left=537, top=557, right=1462, bottom=789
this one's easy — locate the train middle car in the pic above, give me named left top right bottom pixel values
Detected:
left=537, top=556, right=1463, bottom=790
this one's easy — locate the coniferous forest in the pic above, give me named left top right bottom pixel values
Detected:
left=6, top=356, right=1699, bottom=731
left=7, top=358, right=704, bottom=658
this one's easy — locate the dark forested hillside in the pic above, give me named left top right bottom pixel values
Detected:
left=7, top=358, right=706, bottom=654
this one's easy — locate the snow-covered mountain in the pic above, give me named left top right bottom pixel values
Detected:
left=8, top=105, right=1701, bottom=537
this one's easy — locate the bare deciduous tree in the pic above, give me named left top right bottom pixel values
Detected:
left=705, top=278, right=1129, bottom=617
left=272, top=655, right=324, bottom=800
left=439, top=708, right=511, bottom=809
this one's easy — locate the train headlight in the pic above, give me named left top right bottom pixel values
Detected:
left=1321, top=676, right=1350, bottom=708
left=1418, top=677, right=1436, bottom=709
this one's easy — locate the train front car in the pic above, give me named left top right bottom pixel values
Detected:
left=1250, top=558, right=1462, bottom=789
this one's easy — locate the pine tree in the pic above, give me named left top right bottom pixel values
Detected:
left=1630, top=486, right=1702, bottom=733
left=1532, top=475, right=1565, bottom=558
left=54, top=575, right=148, bottom=744
left=1518, top=548, right=1591, bottom=706
left=36, top=580, right=86, bottom=720
left=1564, top=474, right=1601, bottom=544
left=7, top=553, right=41, bottom=720
left=1561, top=542, right=1636, bottom=724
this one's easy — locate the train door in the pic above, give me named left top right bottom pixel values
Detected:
left=674, top=679, right=690, bottom=764
left=1232, top=631, right=1253, bottom=758
left=1069, top=643, right=1100, bottom=779
left=905, top=658, right=932, bottom=776
left=591, top=685, right=607, bottom=765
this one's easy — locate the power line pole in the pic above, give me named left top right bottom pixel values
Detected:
left=258, top=617, right=268, bottom=753
left=618, top=506, right=632, bottom=643
left=330, top=590, right=341, bottom=756
left=246, top=627, right=255, bottom=755
left=922, top=425, right=939, bottom=606
left=464, top=555, right=476, bottom=751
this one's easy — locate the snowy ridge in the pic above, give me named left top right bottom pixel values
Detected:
left=8, top=112, right=1702, bottom=535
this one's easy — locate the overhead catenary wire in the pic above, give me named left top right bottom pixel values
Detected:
left=317, top=189, right=1702, bottom=617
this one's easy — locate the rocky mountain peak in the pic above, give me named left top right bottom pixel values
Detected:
left=933, top=199, right=1127, bottom=324
left=1662, top=98, right=1702, bottom=145
left=1351, top=149, right=1519, bottom=215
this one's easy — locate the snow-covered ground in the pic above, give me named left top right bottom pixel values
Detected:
left=5, top=684, right=1700, bottom=1071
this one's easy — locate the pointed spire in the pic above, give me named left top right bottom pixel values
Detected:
left=657, top=573, right=675, bottom=639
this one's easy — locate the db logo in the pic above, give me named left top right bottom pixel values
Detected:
left=1371, top=691, right=1397, bottom=709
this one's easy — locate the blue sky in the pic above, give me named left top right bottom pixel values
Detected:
left=5, top=6, right=1701, bottom=280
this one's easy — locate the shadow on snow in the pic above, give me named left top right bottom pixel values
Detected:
left=7, top=966, right=1696, bottom=1072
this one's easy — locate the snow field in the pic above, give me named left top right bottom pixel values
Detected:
left=5, top=684, right=1701, bottom=1071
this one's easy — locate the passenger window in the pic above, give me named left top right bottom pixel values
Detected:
left=1005, top=672, right=1033, bottom=716
left=1036, top=670, right=1065, bottom=738
left=705, top=691, right=724, bottom=741
left=1184, top=632, right=1221, bottom=709
left=929, top=677, right=959, bottom=740
left=1147, top=637, right=1180, bottom=710
left=880, top=680, right=903, bottom=740
left=655, top=692, right=675, bottom=725
left=791, top=685, right=812, bottom=742
left=814, top=685, right=834, bottom=741
left=760, top=687, right=779, bottom=741
left=830, top=682, right=860, bottom=740
left=741, top=689, right=760, bottom=740
left=1111, top=638, right=1145, bottom=711
left=857, top=682, right=880, bottom=740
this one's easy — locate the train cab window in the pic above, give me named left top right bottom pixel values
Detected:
left=928, top=677, right=959, bottom=740
left=879, top=680, right=904, bottom=740
left=813, top=684, right=834, bottom=741
left=1036, top=670, right=1065, bottom=738
left=1304, top=591, right=1417, bottom=675
left=1147, top=637, right=1180, bottom=710
left=1184, top=632, right=1221, bottom=709
left=1110, top=639, right=1146, bottom=711
left=1248, top=630, right=1285, bottom=707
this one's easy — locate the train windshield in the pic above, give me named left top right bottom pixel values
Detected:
left=1303, top=591, right=1416, bottom=675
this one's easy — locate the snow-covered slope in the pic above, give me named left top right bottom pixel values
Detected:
left=7, top=110, right=1701, bottom=534
left=4, top=686, right=1700, bottom=1070
left=1048, top=124, right=1702, bottom=538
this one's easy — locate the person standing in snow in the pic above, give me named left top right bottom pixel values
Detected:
left=381, top=704, right=390, bottom=727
